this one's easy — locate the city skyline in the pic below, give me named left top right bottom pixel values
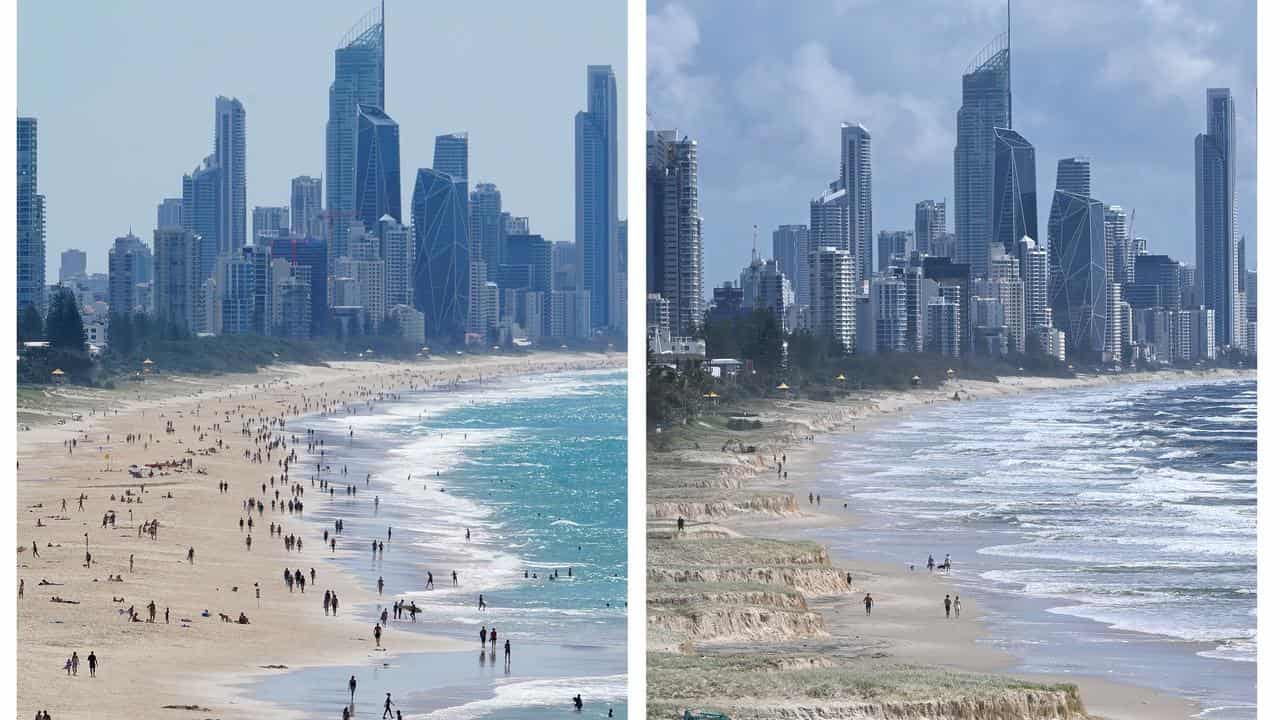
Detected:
left=17, top=0, right=627, bottom=277
left=648, top=0, right=1257, bottom=295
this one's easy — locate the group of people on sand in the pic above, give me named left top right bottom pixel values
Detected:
left=59, top=650, right=97, bottom=678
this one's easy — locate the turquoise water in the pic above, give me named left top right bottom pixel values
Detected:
left=242, top=367, right=627, bottom=718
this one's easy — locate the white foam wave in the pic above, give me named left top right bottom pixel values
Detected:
left=418, top=673, right=626, bottom=719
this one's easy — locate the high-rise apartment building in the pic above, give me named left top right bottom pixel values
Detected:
left=809, top=246, right=855, bottom=353
left=153, top=228, right=200, bottom=333
left=955, top=33, right=1010, bottom=279
left=157, top=197, right=183, bottom=229
left=470, top=183, right=503, bottom=282
left=412, top=168, right=470, bottom=341
left=877, top=230, right=913, bottom=272
left=915, top=200, right=947, bottom=258
left=17, top=116, right=45, bottom=313
left=1048, top=190, right=1107, bottom=358
left=646, top=129, right=702, bottom=336
left=840, top=123, right=873, bottom=286
left=214, top=96, right=247, bottom=256
left=1195, top=87, right=1244, bottom=347
left=355, top=105, right=401, bottom=233
left=772, top=224, right=809, bottom=306
left=326, top=6, right=385, bottom=263
left=433, top=133, right=469, bottom=189
left=252, top=206, right=290, bottom=244
left=576, top=65, right=620, bottom=330
left=108, top=235, right=148, bottom=316
left=991, top=127, right=1037, bottom=261
left=290, top=176, right=323, bottom=238
left=60, top=249, right=86, bottom=283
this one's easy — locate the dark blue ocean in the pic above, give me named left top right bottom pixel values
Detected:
left=815, top=378, right=1256, bottom=719
left=242, top=367, right=627, bottom=718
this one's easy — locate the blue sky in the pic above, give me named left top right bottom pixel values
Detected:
left=18, top=1, right=627, bottom=276
left=648, top=0, right=1257, bottom=293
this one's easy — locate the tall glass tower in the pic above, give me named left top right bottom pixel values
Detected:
left=17, top=116, right=45, bottom=313
left=954, top=32, right=1010, bottom=279
left=412, top=168, right=470, bottom=341
left=1195, top=87, right=1241, bottom=347
left=1048, top=190, right=1107, bottom=357
left=576, top=65, right=619, bottom=330
left=840, top=123, right=873, bottom=287
left=433, top=133, right=469, bottom=189
left=354, top=104, right=400, bottom=233
left=214, top=96, right=246, bottom=255
left=326, top=4, right=385, bottom=265
left=991, top=127, right=1036, bottom=260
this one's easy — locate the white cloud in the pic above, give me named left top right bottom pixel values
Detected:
left=647, top=3, right=720, bottom=131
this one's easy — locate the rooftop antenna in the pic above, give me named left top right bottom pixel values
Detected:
left=1007, top=0, right=1013, bottom=127
left=752, top=224, right=759, bottom=263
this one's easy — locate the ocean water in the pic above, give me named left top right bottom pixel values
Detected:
left=814, top=378, right=1256, bottom=720
left=241, top=367, right=627, bottom=719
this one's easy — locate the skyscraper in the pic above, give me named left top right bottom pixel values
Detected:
left=153, top=228, right=200, bottom=333
left=270, top=235, right=328, bottom=337
left=1054, top=157, right=1091, bottom=196
left=157, top=197, right=183, bottom=229
left=646, top=130, right=702, bottom=336
left=810, top=183, right=849, bottom=254
left=433, top=133, right=469, bottom=189
left=17, top=116, right=45, bottom=313
left=379, top=216, right=414, bottom=308
left=290, top=176, right=323, bottom=238
left=214, top=96, right=247, bottom=256
left=354, top=104, right=401, bottom=232
left=326, top=5, right=385, bottom=263
left=60, top=249, right=86, bottom=283
left=412, top=168, right=470, bottom=341
left=182, top=156, right=222, bottom=283
left=954, top=32, right=1011, bottom=279
left=1048, top=190, right=1107, bottom=357
left=772, top=225, right=809, bottom=306
left=576, top=65, right=620, bottom=330
left=840, top=123, right=873, bottom=287
left=991, top=127, right=1036, bottom=260
left=915, top=200, right=947, bottom=258
left=877, top=230, right=913, bottom=272
left=470, top=183, right=503, bottom=282
left=108, top=234, right=147, bottom=316
left=1195, top=87, right=1243, bottom=348
left=252, top=206, right=290, bottom=243
left=1104, top=205, right=1131, bottom=285
left=809, top=247, right=855, bottom=353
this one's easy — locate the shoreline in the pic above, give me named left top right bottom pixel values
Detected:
left=16, top=351, right=624, bottom=719
left=647, top=367, right=1253, bottom=719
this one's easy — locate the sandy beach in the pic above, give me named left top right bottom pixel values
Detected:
left=16, top=351, right=623, bottom=719
left=647, top=368, right=1253, bottom=719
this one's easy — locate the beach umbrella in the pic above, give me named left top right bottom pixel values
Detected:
left=911, top=375, right=921, bottom=386
left=835, top=373, right=846, bottom=382
left=776, top=382, right=790, bottom=391
left=51, top=368, right=64, bottom=376
left=143, top=358, right=154, bottom=365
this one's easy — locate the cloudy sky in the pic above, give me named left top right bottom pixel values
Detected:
left=648, top=0, right=1257, bottom=294
left=19, top=0, right=626, bottom=276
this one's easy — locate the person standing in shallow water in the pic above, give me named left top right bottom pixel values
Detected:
left=863, top=593, right=873, bottom=615
left=944, top=594, right=952, bottom=619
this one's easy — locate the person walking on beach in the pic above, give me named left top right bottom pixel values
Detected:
left=478, top=594, right=487, bottom=611
left=373, top=623, right=382, bottom=647
left=927, top=554, right=935, bottom=572
left=954, top=595, right=962, bottom=618
left=87, top=651, right=97, bottom=678
left=944, top=594, right=952, bottom=619
left=504, top=639, right=511, bottom=669
left=382, top=692, right=396, bottom=719
left=480, top=626, right=487, bottom=647
left=71, top=652, right=79, bottom=676
left=348, top=675, right=357, bottom=706
left=863, top=593, right=874, bottom=616
left=452, top=570, right=458, bottom=587
left=332, top=593, right=339, bottom=616
left=490, top=627, right=497, bottom=649
left=377, top=576, right=384, bottom=596
left=426, top=571, right=434, bottom=590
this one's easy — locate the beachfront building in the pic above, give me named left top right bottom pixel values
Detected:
left=915, top=199, right=947, bottom=259
left=153, top=228, right=200, bottom=333
left=809, top=246, right=855, bottom=353
left=387, top=303, right=426, bottom=345
left=1048, top=190, right=1108, bottom=359
left=182, top=155, right=221, bottom=288
left=986, top=244, right=1026, bottom=354
left=955, top=32, right=1011, bottom=280
left=17, top=117, right=45, bottom=314
left=1104, top=205, right=1132, bottom=286
left=646, top=129, right=702, bottom=336
left=355, top=105, right=401, bottom=232
left=412, top=168, right=470, bottom=342
left=810, top=182, right=849, bottom=257
left=1195, top=88, right=1245, bottom=348
left=576, top=65, right=620, bottom=331
left=646, top=293, right=671, bottom=336
left=108, top=234, right=151, bottom=317
left=1019, top=236, right=1051, bottom=342
left=326, top=5, right=385, bottom=264
left=269, top=236, right=327, bottom=338
left=290, top=176, right=323, bottom=239
left=992, top=128, right=1037, bottom=265
left=840, top=123, right=873, bottom=287
left=214, top=253, right=255, bottom=335
left=772, top=224, right=809, bottom=307
left=470, top=183, right=503, bottom=282
left=379, top=216, right=414, bottom=309
left=214, top=96, right=247, bottom=257
left=926, top=293, right=961, bottom=357
left=923, top=257, right=972, bottom=353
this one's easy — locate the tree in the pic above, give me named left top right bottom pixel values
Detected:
left=18, top=305, right=43, bottom=343
left=45, top=287, right=87, bottom=351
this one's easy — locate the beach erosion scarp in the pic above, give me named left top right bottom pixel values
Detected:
left=15, top=351, right=623, bottom=719
left=645, top=369, right=1246, bottom=720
